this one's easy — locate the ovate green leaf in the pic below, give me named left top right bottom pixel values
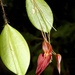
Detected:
left=0, top=24, right=30, bottom=75
left=26, top=0, right=53, bottom=33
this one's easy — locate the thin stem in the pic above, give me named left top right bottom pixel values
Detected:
left=52, top=50, right=56, bottom=55
left=0, top=0, right=8, bottom=24
left=41, top=31, right=47, bottom=41
left=47, top=32, right=50, bottom=43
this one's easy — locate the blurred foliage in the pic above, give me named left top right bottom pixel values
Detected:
left=0, top=0, right=75, bottom=75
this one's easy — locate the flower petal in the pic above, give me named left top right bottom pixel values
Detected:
left=55, top=54, right=62, bottom=74
left=36, top=53, right=52, bottom=75
left=42, top=40, right=52, bottom=54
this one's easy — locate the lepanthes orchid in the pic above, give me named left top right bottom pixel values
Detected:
left=36, top=37, right=61, bottom=75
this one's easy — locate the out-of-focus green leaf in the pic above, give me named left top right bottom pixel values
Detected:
left=52, top=22, right=75, bottom=38
left=43, top=65, right=53, bottom=75
left=26, top=0, right=53, bottom=33
left=27, top=70, right=35, bottom=75
left=0, top=24, right=30, bottom=75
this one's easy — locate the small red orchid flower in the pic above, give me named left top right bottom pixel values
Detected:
left=36, top=39, right=52, bottom=75
left=55, top=54, right=62, bottom=74
left=36, top=38, right=62, bottom=75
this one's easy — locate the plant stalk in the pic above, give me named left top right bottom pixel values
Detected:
left=0, top=0, right=8, bottom=24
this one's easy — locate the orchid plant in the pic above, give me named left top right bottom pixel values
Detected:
left=0, top=0, right=62, bottom=75
left=26, top=0, right=62, bottom=75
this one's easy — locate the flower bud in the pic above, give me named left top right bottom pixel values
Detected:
left=55, top=54, right=62, bottom=74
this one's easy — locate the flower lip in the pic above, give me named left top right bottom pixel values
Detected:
left=36, top=53, right=52, bottom=75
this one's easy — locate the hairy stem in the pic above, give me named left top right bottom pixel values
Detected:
left=0, top=0, right=8, bottom=24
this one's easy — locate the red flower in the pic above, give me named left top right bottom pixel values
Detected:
left=42, top=40, right=52, bottom=58
left=55, top=54, right=62, bottom=74
left=36, top=40, right=52, bottom=75
left=36, top=39, right=62, bottom=75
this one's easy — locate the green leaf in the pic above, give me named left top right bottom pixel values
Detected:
left=26, top=0, right=53, bottom=33
left=0, top=24, right=30, bottom=75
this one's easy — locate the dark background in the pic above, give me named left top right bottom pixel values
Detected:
left=0, top=0, right=75, bottom=75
